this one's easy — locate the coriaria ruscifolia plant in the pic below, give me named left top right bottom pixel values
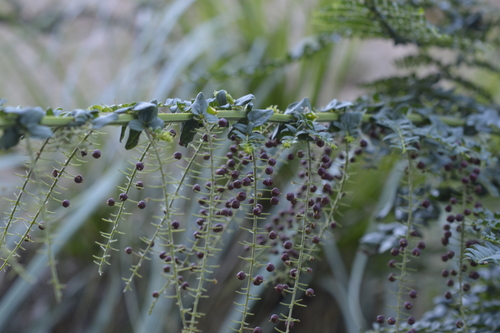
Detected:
left=1, top=0, right=500, bottom=332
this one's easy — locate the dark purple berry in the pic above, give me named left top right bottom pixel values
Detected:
left=270, top=314, right=279, bottom=323
left=107, top=198, right=115, bottom=206
left=253, top=275, right=264, bottom=285
left=445, top=291, right=452, bottom=299
left=92, top=149, right=101, bottom=159
left=136, top=181, right=144, bottom=189
left=262, top=178, right=273, bottom=186
left=376, top=315, right=384, bottom=324
left=269, top=231, right=277, bottom=240
left=409, top=290, right=417, bottom=298
left=136, top=162, right=144, bottom=171
left=305, top=288, right=315, bottom=297
left=312, top=236, right=320, bottom=244
left=236, top=271, right=246, bottom=280
left=422, top=199, right=430, bottom=208
left=270, top=196, right=279, bottom=205
left=407, top=317, right=415, bottom=325
left=125, top=247, right=132, bottom=254
left=152, top=291, right=159, bottom=298
left=137, top=201, right=146, bottom=209
left=119, top=193, right=128, bottom=201
left=266, top=263, right=275, bottom=272
left=174, top=152, right=182, bottom=160
left=74, top=175, right=83, bottom=183
left=218, top=118, right=228, bottom=128
left=387, top=317, right=396, bottom=325
left=253, top=327, right=262, bottom=333
left=265, top=167, right=274, bottom=175
left=62, top=199, right=70, bottom=208
left=404, top=301, right=412, bottom=310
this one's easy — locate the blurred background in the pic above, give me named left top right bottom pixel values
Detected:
left=0, top=0, right=499, bottom=333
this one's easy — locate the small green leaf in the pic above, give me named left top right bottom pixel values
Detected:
left=284, top=97, right=312, bottom=115
left=27, top=125, right=52, bottom=139
left=128, top=119, right=145, bottom=132
left=216, top=90, right=228, bottom=106
left=135, top=101, right=158, bottom=127
left=247, top=109, right=274, bottom=128
left=180, top=118, right=202, bottom=146
left=234, top=94, right=255, bottom=106
left=125, top=129, right=142, bottom=150
left=93, top=113, right=119, bottom=129
left=0, top=127, right=21, bottom=150
left=119, top=125, right=127, bottom=142
left=191, top=92, right=207, bottom=116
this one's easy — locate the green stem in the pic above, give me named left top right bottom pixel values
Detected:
left=0, top=134, right=52, bottom=248
left=96, top=143, right=151, bottom=277
left=0, top=111, right=467, bottom=128
left=187, top=121, right=218, bottom=332
left=144, top=130, right=188, bottom=328
left=395, top=152, right=415, bottom=332
left=0, top=131, right=93, bottom=272
left=457, top=184, right=469, bottom=332
left=284, top=143, right=314, bottom=333
left=26, top=137, right=63, bottom=302
left=237, top=149, right=260, bottom=332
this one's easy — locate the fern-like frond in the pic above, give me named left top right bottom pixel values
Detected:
left=466, top=242, right=500, bottom=265
left=314, top=0, right=453, bottom=46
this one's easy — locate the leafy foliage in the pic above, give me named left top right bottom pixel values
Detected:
left=0, top=0, right=500, bottom=333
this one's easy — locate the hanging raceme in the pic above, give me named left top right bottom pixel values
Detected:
left=0, top=79, right=499, bottom=333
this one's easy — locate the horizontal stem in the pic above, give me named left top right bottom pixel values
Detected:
left=0, top=110, right=467, bottom=129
